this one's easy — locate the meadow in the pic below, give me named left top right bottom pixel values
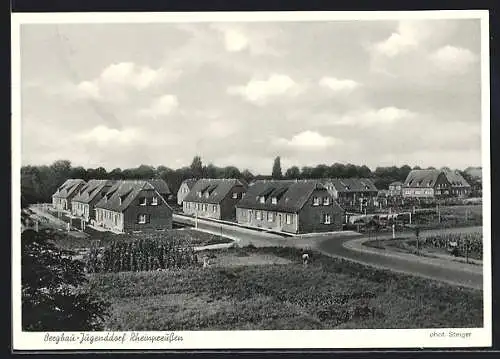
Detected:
left=86, top=246, right=483, bottom=330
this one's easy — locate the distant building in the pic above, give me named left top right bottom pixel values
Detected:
left=388, top=181, right=403, bottom=197
left=94, top=180, right=173, bottom=233
left=52, top=179, right=87, bottom=212
left=321, top=178, right=378, bottom=207
left=177, top=178, right=198, bottom=205
left=402, top=169, right=451, bottom=198
left=182, top=178, right=247, bottom=221
left=443, top=171, right=471, bottom=198
left=146, top=178, right=173, bottom=201
left=236, top=180, right=344, bottom=234
left=71, top=180, right=116, bottom=222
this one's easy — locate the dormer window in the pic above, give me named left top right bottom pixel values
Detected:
left=197, top=191, right=202, bottom=197
left=313, top=197, right=320, bottom=206
left=119, top=197, right=122, bottom=205
left=323, top=197, right=330, bottom=205
left=271, top=197, right=277, bottom=204
left=139, top=197, right=147, bottom=206
left=232, top=192, right=238, bottom=199
left=151, top=197, right=158, bottom=206
left=205, top=192, right=210, bottom=198
left=259, top=196, right=265, bottom=204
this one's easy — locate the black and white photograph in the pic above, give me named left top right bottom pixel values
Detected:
left=11, top=10, right=491, bottom=350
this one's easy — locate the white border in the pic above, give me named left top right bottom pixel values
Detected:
left=11, top=10, right=491, bottom=350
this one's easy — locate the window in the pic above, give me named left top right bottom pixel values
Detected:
left=205, top=192, right=210, bottom=198
left=323, top=197, right=330, bottom=206
left=323, top=213, right=331, bottom=224
left=197, top=191, right=202, bottom=197
left=232, top=192, right=238, bottom=199
left=286, top=214, right=292, bottom=224
left=271, top=197, right=277, bottom=204
left=267, top=212, right=274, bottom=222
left=204, top=204, right=208, bottom=211
left=259, top=196, right=265, bottom=204
left=313, top=197, right=320, bottom=206
left=139, top=197, right=147, bottom=206
left=213, top=205, right=217, bottom=213
left=151, top=197, right=158, bottom=206
left=114, top=214, right=118, bottom=225
left=256, top=211, right=262, bottom=220
left=138, top=214, right=147, bottom=224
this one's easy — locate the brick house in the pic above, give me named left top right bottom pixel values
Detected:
left=236, top=180, right=344, bottom=234
left=321, top=178, right=378, bottom=208
left=402, top=169, right=451, bottom=198
left=177, top=178, right=198, bottom=205
left=52, top=179, right=87, bottom=212
left=388, top=181, right=403, bottom=197
left=71, top=180, right=116, bottom=222
left=182, top=179, right=247, bottom=221
left=94, top=180, right=173, bottom=233
left=443, top=170, right=471, bottom=198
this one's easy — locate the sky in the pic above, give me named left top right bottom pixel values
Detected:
left=19, top=17, right=483, bottom=174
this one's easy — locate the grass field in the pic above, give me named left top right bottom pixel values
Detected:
left=86, top=246, right=483, bottom=330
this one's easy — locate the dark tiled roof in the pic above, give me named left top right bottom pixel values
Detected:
left=236, top=179, right=337, bottom=213
left=322, top=178, right=378, bottom=193
left=390, top=181, right=403, bottom=186
left=182, top=178, right=246, bottom=204
left=146, top=178, right=171, bottom=195
left=95, top=180, right=168, bottom=212
left=444, top=171, right=471, bottom=187
left=52, top=179, right=86, bottom=199
left=72, top=180, right=116, bottom=204
left=403, top=169, right=442, bottom=188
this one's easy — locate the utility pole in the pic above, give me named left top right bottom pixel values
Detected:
left=437, top=204, right=441, bottom=224
left=415, top=226, right=420, bottom=255
left=392, top=223, right=395, bottom=239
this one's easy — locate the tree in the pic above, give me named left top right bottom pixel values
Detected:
left=21, top=228, right=109, bottom=331
left=285, top=166, right=300, bottom=179
left=190, top=156, right=203, bottom=178
left=272, top=157, right=282, bottom=179
left=241, top=169, right=254, bottom=183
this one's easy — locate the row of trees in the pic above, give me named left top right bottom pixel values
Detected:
left=21, top=157, right=473, bottom=206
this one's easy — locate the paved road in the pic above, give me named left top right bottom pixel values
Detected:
left=174, top=214, right=484, bottom=290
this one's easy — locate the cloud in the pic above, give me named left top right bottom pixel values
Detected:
left=77, top=125, right=140, bottom=145
left=205, top=120, right=238, bottom=139
left=430, top=45, right=478, bottom=74
left=334, top=107, right=416, bottom=127
left=223, top=29, right=249, bottom=52
left=227, top=74, right=302, bottom=104
left=139, top=95, right=179, bottom=117
left=319, top=77, right=360, bottom=92
left=276, top=130, right=339, bottom=150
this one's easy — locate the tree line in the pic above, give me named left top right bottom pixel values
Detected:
left=21, top=156, right=471, bottom=206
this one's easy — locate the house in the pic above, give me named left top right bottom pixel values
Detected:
left=182, top=178, right=247, bottom=221
left=402, top=169, right=451, bottom=198
left=52, top=179, right=87, bottom=212
left=235, top=180, right=344, bottom=234
left=177, top=178, right=198, bottom=205
left=71, top=180, right=116, bottom=222
left=94, top=180, right=173, bottom=233
left=321, top=178, right=379, bottom=207
left=388, top=181, right=403, bottom=197
left=146, top=178, right=173, bottom=202
left=443, top=170, right=471, bottom=198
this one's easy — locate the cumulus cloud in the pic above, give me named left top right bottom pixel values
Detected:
left=77, top=125, right=141, bottom=145
left=210, top=23, right=279, bottom=56
left=276, top=131, right=339, bottom=150
left=430, top=45, right=478, bottom=74
left=334, top=107, right=416, bottom=127
left=138, top=95, right=179, bottom=117
left=319, top=77, right=360, bottom=92
left=227, top=74, right=302, bottom=105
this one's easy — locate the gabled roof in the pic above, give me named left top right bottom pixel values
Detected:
left=146, top=178, right=171, bottom=195
left=95, top=180, right=169, bottom=212
left=52, top=179, right=86, bottom=199
left=236, top=179, right=340, bottom=213
left=322, top=178, right=378, bottom=193
left=389, top=181, right=403, bottom=186
left=182, top=178, right=246, bottom=204
left=403, top=169, right=443, bottom=188
left=444, top=170, right=471, bottom=188
left=179, top=178, right=198, bottom=190
left=72, top=180, right=116, bottom=204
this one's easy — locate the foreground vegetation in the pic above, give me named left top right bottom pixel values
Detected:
left=86, top=246, right=483, bottom=330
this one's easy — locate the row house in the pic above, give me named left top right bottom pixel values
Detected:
left=236, top=180, right=344, bottom=234
left=443, top=170, right=472, bottom=198
left=402, top=169, right=451, bottom=198
left=94, top=179, right=173, bottom=233
left=182, top=179, right=247, bottom=221
left=52, top=179, right=87, bottom=212
left=71, top=179, right=116, bottom=222
left=388, top=181, right=403, bottom=197
left=321, top=178, right=379, bottom=207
